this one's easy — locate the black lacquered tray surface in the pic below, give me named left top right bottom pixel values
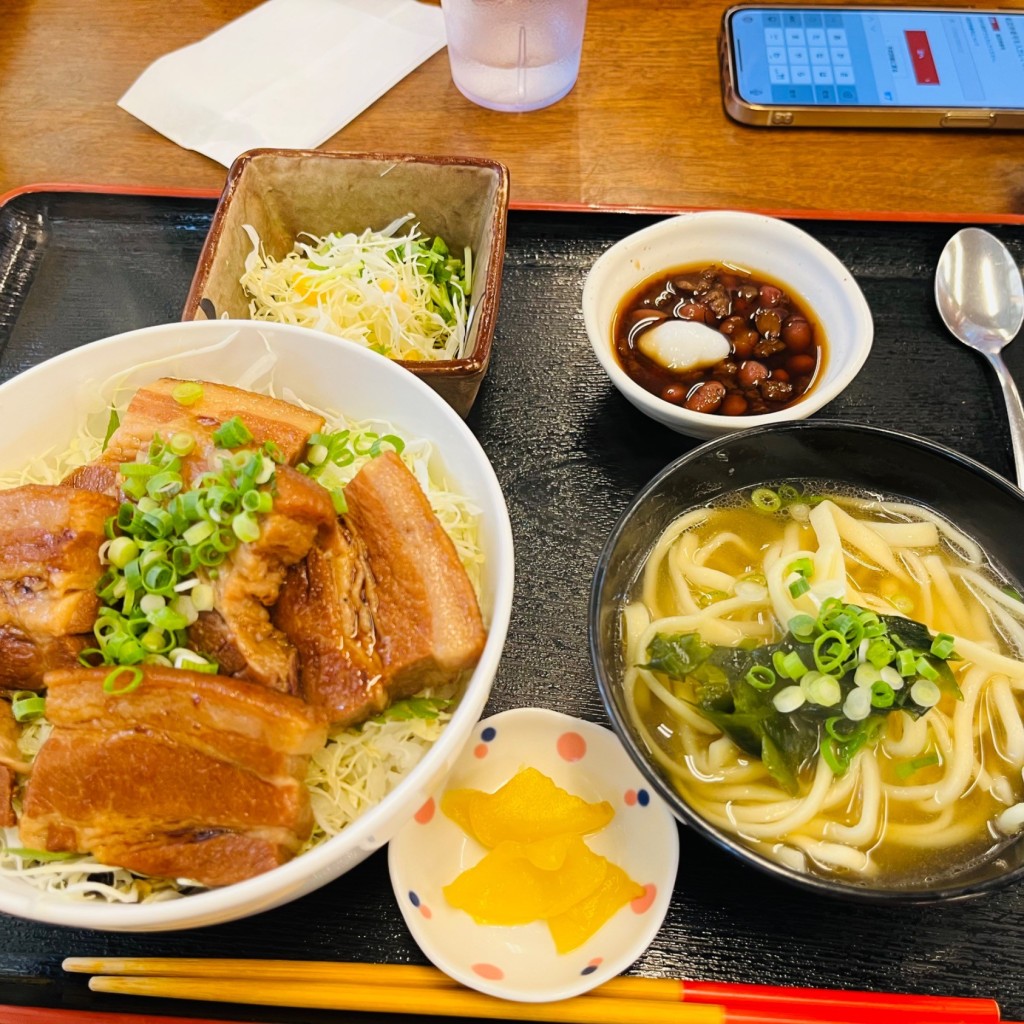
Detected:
left=1, top=191, right=1024, bottom=1021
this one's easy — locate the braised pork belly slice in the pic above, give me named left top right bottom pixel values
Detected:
left=187, top=466, right=337, bottom=694
left=19, top=666, right=327, bottom=887
left=346, top=452, right=486, bottom=698
left=275, top=451, right=486, bottom=725
left=64, top=378, right=325, bottom=494
left=106, top=377, right=324, bottom=470
left=273, top=516, right=388, bottom=727
left=0, top=485, right=118, bottom=689
left=0, top=701, right=28, bottom=828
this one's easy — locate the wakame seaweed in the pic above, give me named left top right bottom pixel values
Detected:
left=641, top=606, right=959, bottom=795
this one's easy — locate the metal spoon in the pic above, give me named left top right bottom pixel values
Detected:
left=935, top=227, right=1024, bottom=489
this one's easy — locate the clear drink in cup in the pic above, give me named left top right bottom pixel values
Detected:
left=441, top=0, right=588, bottom=112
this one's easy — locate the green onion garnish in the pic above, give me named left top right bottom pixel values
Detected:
left=745, top=665, right=776, bottom=690
left=11, top=691, right=45, bottom=722
left=786, top=557, right=814, bottom=578
left=788, top=614, right=817, bottom=640
left=171, top=382, right=204, bottom=406
left=751, top=487, right=781, bottom=512
left=789, top=577, right=810, bottom=598
left=103, top=666, right=143, bottom=695
left=212, top=416, right=254, bottom=449
left=930, top=633, right=956, bottom=660
left=894, top=751, right=940, bottom=780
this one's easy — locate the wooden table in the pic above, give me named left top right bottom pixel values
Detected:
left=4, top=4, right=1024, bottom=1023
left=3, top=0, right=1024, bottom=216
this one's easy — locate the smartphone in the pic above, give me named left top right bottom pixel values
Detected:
left=721, top=4, right=1024, bottom=128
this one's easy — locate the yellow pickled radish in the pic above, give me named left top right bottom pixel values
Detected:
left=442, top=834, right=609, bottom=926
left=441, top=766, right=614, bottom=847
left=547, top=863, right=646, bottom=954
left=441, top=767, right=644, bottom=953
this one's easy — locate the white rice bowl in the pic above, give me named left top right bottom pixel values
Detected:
left=0, top=320, right=514, bottom=931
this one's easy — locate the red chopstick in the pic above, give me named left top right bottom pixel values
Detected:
left=678, top=980, right=999, bottom=1022
left=0, top=1008, right=260, bottom=1024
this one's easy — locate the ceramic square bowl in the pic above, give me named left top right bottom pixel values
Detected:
left=183, top=149, right=510, bottom=417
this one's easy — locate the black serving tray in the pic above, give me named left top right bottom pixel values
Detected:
left=1, top=189, right=1024, bottom=1022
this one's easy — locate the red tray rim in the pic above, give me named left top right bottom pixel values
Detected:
left=3, top=180, right=1024, bottom=225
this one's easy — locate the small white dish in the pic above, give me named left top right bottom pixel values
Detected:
left=581, top=210, right=873, bottom=439
left=387, top=707, right=679, bottom=1003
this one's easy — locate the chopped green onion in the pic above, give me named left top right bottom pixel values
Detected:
left=772, top=685, right=806, bottom=713
left=879, top=665, right=904, bottom=690
left=854, top=663, right=880, bottom=688
left=232, top=512, right=260, bottom=544
left=169, top=432, right=196, bottom=457
left=870, top=680, right=895, bottom=708
left=146, top=471, right=183, bottom=498
left=781, top=650, right=808, bottom=679
left=915, top=657, right=940, bottom=682
left=182, top=520, right=215, bottom=546
left=866, top=637, right=896, bottom=668
left=102, top=407, right=120, bottom=451
left=786, top=557, right=811, bottom=581
left=212, top=416, right=253, bottom=449
left=843, top=686, right=872, bottom=722
left=171, top=382, right=204, bottom=406
left=745, top=665, right=776, bottom=690
left=821, top=738, right=846, bottom=775
left=813, top=630, right=849, bottom=674
left=895, top=751, right=940, bottom=780
left=910, top=678, right=941, bottom=708
left=751, top=487, right=781, bottom=512
left=896, top=649, right=917, bottom=676
left=103, top=666, right=143, bottom=695
left=805, top=673, right=841, bottom=707
left=788, top=614, right=817, bottom=640
left=11, top=691, right=45, bottom=722
left=788, top=577, right=810, bottom=598
left=331, top=488, right=348, bottom=515
left=106, top=536, right=139, bottom=569
left=369, top=433, right=406, bottom=457
left=930, top=633, right=956, bottom=660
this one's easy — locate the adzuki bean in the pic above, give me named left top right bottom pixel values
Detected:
left=613, top=263, right=824, bottom=417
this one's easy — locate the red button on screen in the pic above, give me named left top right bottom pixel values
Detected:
left=905, top=30, right=940, bottom=85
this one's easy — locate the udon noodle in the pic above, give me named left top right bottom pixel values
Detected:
left=621, top=483, right=1024, bottom=885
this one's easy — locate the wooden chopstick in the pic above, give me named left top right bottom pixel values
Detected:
left=63, top=957, right=1002, bottom=1024
left=82, top=975, right=726, bottom=1024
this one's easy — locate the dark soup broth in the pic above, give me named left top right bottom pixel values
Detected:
left=613, top=263, right=827, bottom=416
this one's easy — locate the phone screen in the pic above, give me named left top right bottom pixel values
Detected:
left=729, top=6, right=1024, bottom=108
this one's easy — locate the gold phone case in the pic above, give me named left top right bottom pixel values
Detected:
left=720, top=4, right=1024, bottom=129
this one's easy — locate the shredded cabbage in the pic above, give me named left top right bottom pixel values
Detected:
left=239, top=217, right=472, bottom=362
left=0, top=345, right=484, bottom=901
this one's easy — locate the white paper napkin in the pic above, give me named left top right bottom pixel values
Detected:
left=118, top=0, right=447, bottom=167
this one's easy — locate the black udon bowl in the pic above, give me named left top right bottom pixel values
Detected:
left=590, top=421, right=1024, bottom=903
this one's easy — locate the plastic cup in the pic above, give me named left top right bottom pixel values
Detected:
left=441, top=0, right=588, bottom=113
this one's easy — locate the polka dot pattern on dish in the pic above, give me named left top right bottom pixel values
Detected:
left=473, top=725, right=498, bottom=759
left=472, top=963, right=505, bottom=981
left=556, top=730, right=587, bottom=762
left=624, top=787, right=652, bottom=807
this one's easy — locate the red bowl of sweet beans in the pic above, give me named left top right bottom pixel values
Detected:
left=582, top=212, right=873, bottom=439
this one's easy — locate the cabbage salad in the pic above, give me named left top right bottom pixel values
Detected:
left=239, top=215, right=473, bottom=362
